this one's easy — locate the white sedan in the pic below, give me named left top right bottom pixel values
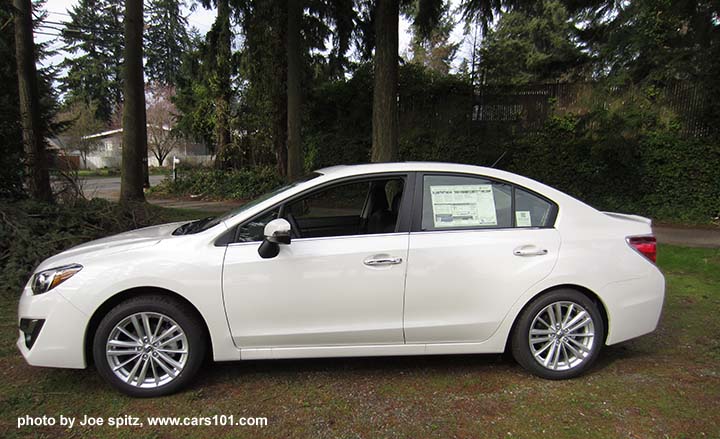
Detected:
left=17, top=162, right=665, bottom=397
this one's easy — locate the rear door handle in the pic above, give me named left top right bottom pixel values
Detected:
left=364, top=256, right=403, bottom=266
left=513, top=246, right=549, bottom=257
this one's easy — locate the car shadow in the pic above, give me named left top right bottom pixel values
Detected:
left=193, top=352, right=514, bottom=385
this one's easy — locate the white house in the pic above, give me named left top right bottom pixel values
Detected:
left=79, top=126, right=212, bottom=169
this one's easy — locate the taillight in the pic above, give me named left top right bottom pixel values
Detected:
left=627, top=235, right=657, bottom=263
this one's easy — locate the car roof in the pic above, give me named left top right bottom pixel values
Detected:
left=316, top=162, right=500, bottom=178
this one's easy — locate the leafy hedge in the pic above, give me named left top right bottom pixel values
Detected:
left=306, top=75, right=719, bottom=223
left=0, top=199, right=196, bottom=295
left=149, top=166, right=284, bottom=201
left=508, top=96, right=720, bottom=222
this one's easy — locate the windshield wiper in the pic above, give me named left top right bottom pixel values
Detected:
left=172, top=217, right=215, bottom=235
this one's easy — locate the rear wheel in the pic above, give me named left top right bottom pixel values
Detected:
left=93, top=295, right=206, bottom=397
left=511, top=289, right=604, bottom=379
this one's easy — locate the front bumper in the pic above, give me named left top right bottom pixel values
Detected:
left=17, top=285, right=88, bottom=369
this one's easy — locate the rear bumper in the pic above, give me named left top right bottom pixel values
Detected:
left=603, top=268, right=665, bottom=345
left=17, top=285, right=88, bottom=369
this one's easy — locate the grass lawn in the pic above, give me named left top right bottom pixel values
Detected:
left=0, top=244, right=718, bottom=438
left=71, top=168, right=171, bottom=178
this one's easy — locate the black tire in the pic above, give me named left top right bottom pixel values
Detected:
left=93, top=295, right=207, bottom=397
left=511, top=289, right=605, bottom=380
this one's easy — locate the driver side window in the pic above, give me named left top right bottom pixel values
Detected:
left=232, top=177, right=405, bottom=242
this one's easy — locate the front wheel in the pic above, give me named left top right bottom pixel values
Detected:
left=93, top=295, right=206, bottom=397
left=511, top=289, right=605, bottom=379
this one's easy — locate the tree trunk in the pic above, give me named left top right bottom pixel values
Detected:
left=286, top=0, right=303, bottom=180
left=214, top=0, right=232, bottom=170
left=13, top=0, right=52, bottom=202
left=273, top=1, right=288, bottom=178
left=120, top=0, right=147, bottom=203
left=371, top=0, right=399, bottom=163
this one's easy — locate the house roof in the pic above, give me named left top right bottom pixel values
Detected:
left=82, top=124, right=171, bottom=140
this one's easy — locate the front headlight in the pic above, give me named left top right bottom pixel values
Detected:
left=31, top=264, right=83, bottom=295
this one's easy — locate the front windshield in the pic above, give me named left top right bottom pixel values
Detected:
left=177, top=172, right=321, bottom=235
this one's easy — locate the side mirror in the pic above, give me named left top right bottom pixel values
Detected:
left=258, top=218, right=291, bottom=259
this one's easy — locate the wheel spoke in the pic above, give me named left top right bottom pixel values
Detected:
left=530, top=335, right=552, bottom=344
left=113, top=353, right=141, bottom=372
left=108, top=339, right=140, bottom=348
left=130, top=315, right=145, bottom=340
left=155, top=325, right=179, bottom=343
left=562, top=304, right=574, bottom=326
left=135, top=357, right=151, bottom=386
left=152, top=354, right=177, bottom=378
left=107, top=348, right=139, bottom=356
left=567, top=336, right=591, bottom=352
left=156, top=348, right=188, bottom=354
left=157, top=351, right=183, bottom=370
left=152, top=316, right=164, bottom=339
left=551, top=342, right=561, bottom=369
left=536, top=316, right=552, bottom=329
left=554, top=303, right=563, bottom=327
left=158, top=333, right=184, bottom=348
left=534, top=340, right=553, bottom=358
left=141, top=313, right=153, bottom=342
left=564, top=311, right=588, bottom=331
left=543, top=342, right=557, bottom=367
left=547, top=306, right=557, bottom=328
left=566, top=317, right=592, bottom=334
left=150, top=357, right=160, bottom=387
left=564, top=340, right=584, bottom=359
left=560, top=343, right=570, bottom=366
left=117, top=326, right=140, bottom=343
left=125, top=355, right=143, bottom=384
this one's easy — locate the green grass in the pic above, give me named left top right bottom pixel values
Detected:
left=71, top=168, right=171, bottom=178
left=1, top=244, right=718, bottom=438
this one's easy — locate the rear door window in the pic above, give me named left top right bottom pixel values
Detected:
left=421, top=175, right=512, bottom=230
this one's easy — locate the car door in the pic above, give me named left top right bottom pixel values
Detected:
left=222, top=174, right=412, bottom=348
left=403, top=173, right=561, bottom=344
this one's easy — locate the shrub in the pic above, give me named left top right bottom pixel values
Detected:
left=149, top=166, right=284, bottom=201
left=0, top=198, right=192, bottom=295
left=508, top=95, right=720, bottom=223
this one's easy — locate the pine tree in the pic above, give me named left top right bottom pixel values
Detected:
left=61, top=0, right=124, bottom=122
left=409, top=2, right=458, bottom=74
left=145, top=0, right=190, bottom=86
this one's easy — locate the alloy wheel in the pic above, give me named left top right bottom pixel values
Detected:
left=528, top=301, right=595, bottom=371
left=105, top=312, right=189, bottom=388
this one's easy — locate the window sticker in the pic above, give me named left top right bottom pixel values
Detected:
left=430, top=184, right=497, bottom=227
left=516, top=210, right=532, bottom=227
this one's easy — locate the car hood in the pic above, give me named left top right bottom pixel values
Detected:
left=38, top=221, right=187, bottom=270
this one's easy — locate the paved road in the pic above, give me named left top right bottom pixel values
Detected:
left=82, top=175, right=243, bottom=213
left=81, top=175, right=166, bottom=200
left=82, top=176, right=720, bottom=247
left=653, top=226, right=720, bottom=248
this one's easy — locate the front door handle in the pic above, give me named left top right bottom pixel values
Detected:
left=513, top=246, right=549, bottom=257
left=364, top=256, right=403, bottom=266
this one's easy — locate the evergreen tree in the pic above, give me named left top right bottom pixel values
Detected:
left=477, top=0, right=588, bottom=85
left=408, top=1, right=458, bottom=74
left=61, top=0, right=124, bottom=122
left=145, top=0, right=190, bottom=86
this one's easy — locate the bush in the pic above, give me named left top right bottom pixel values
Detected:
left=0, top=198, right=193, bottom=295
left=508, top=95, right=720, bottom=223
left=149, top=166, right=284, bottom=201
